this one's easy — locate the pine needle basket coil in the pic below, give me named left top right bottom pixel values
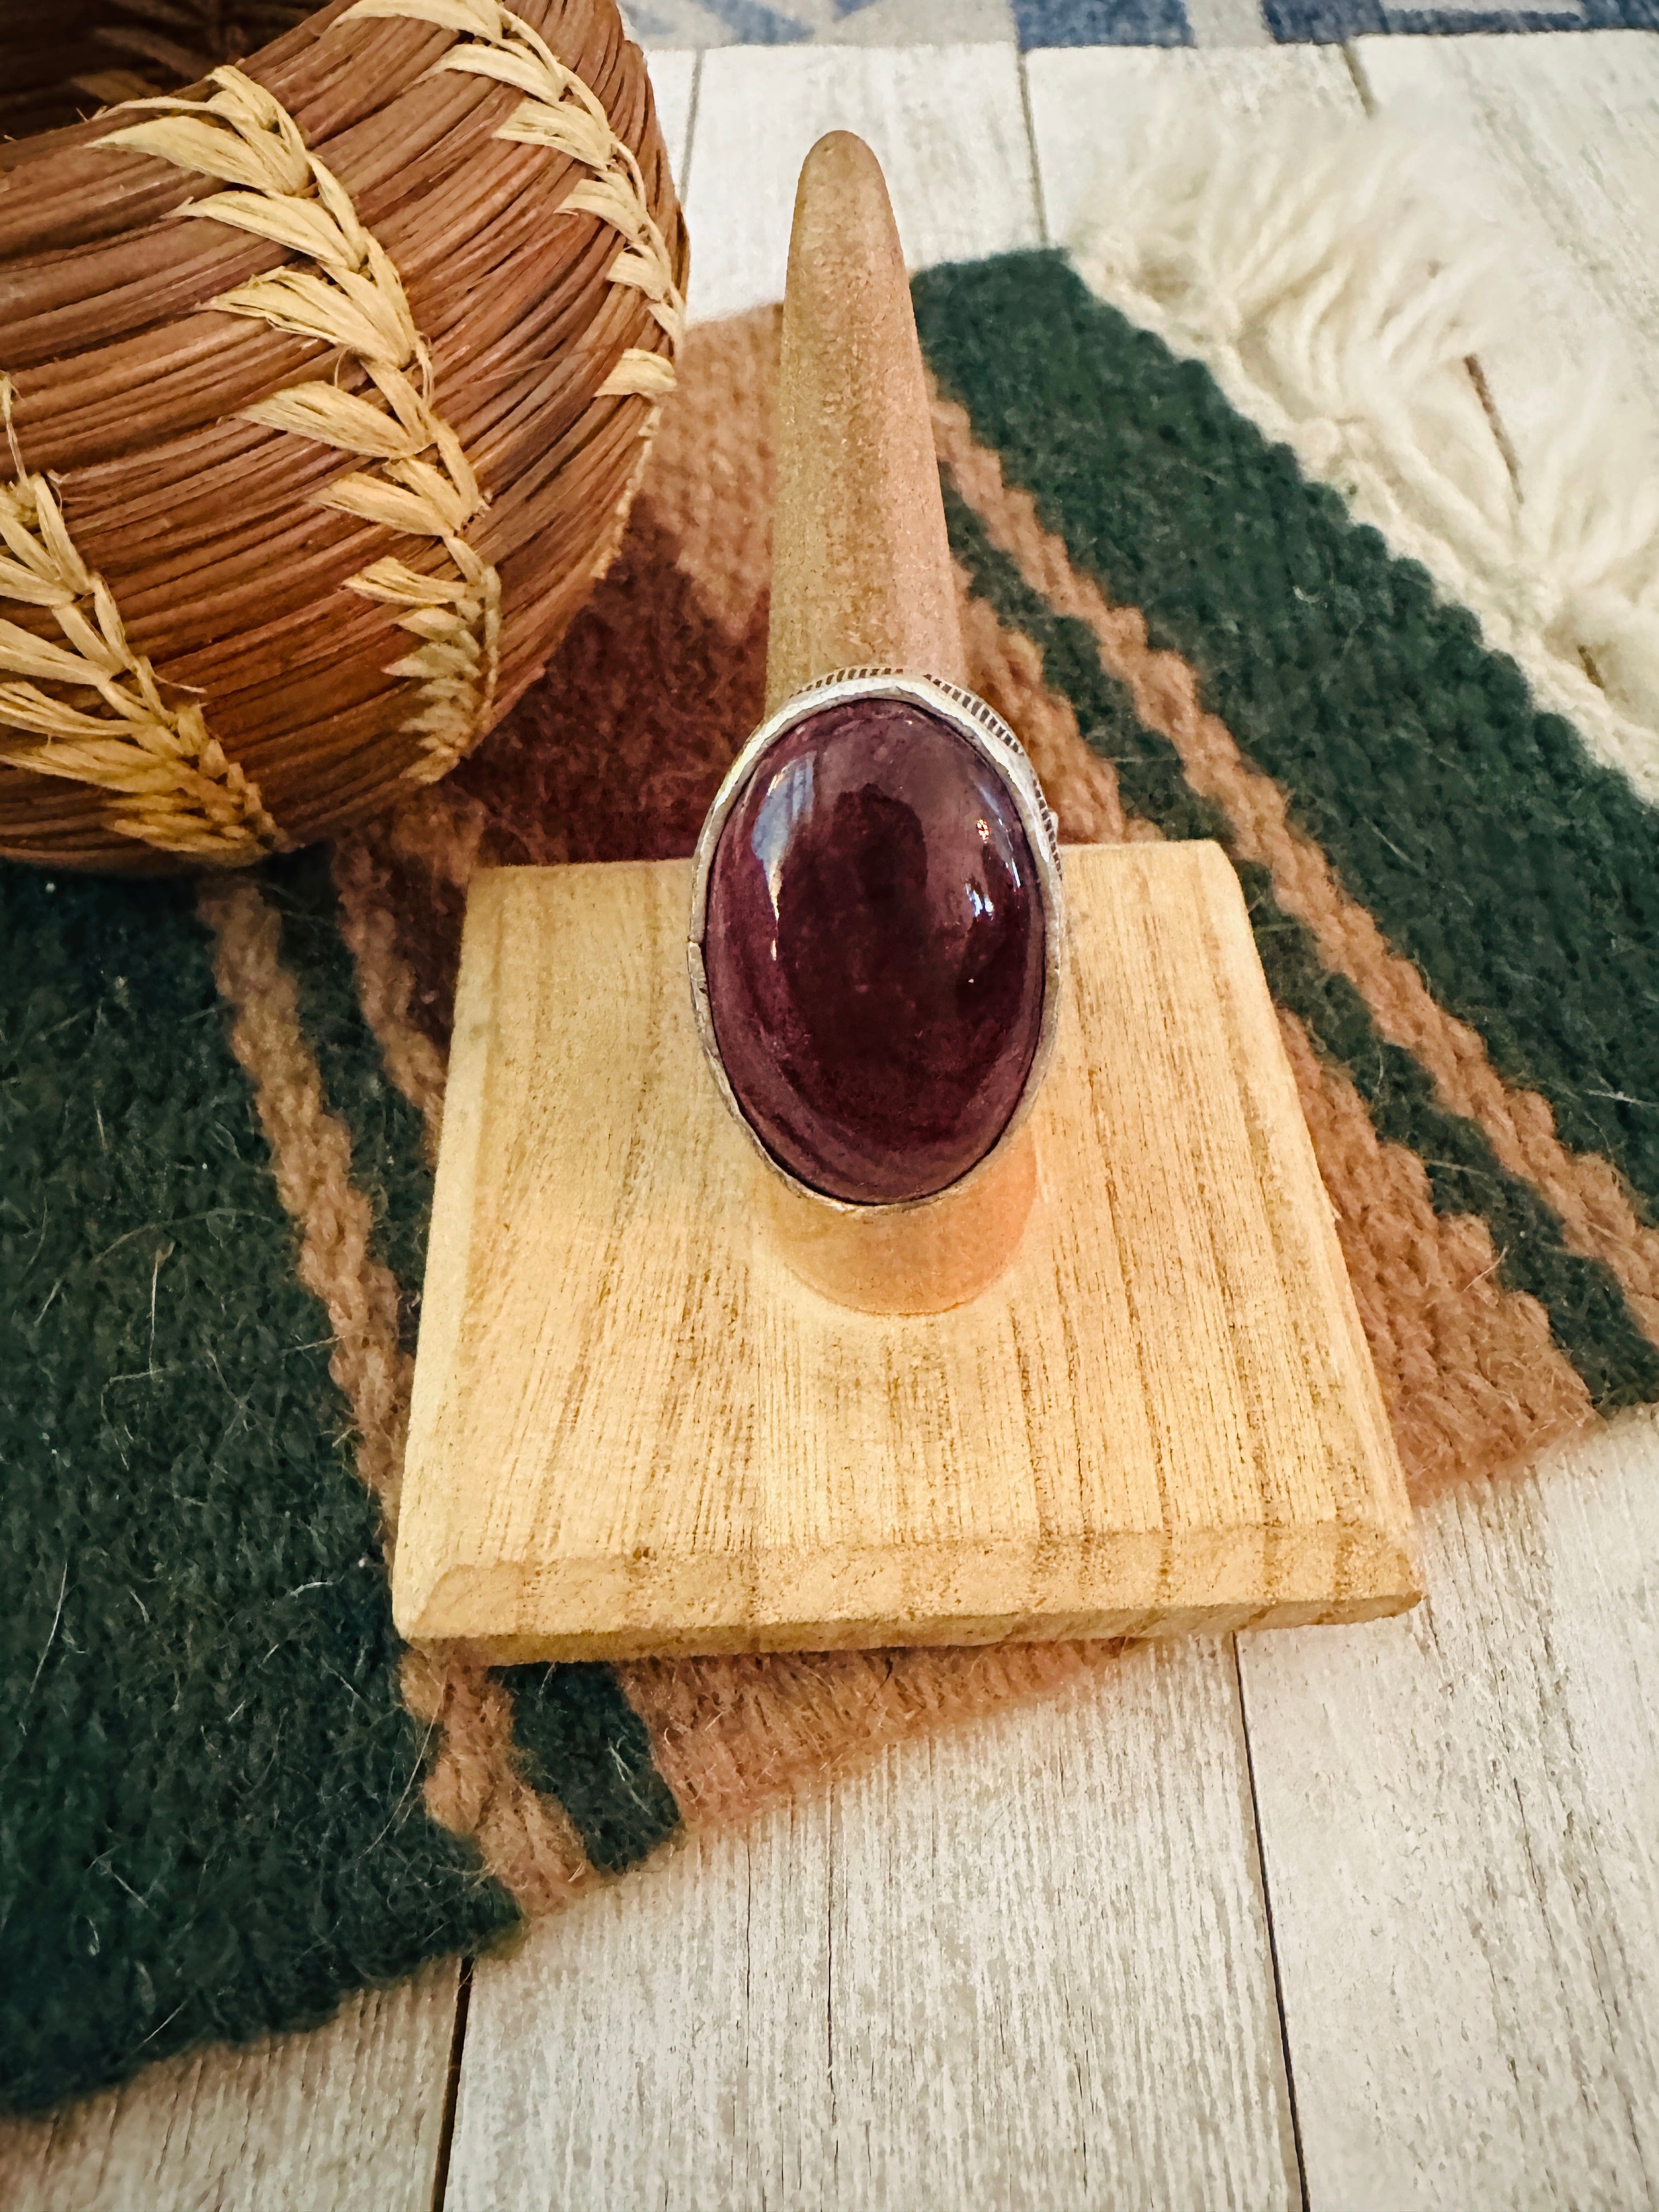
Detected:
left=0, top=0, right=687, bottom=872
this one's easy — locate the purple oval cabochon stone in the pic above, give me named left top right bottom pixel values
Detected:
left=703, top=697, right=1046, bottom=1205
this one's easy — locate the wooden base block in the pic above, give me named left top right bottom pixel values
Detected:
left=396, top=842, right=1420, bottom=1660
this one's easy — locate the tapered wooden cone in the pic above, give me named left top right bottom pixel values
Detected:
left=759, top=131, right=1037, bottom=1314
left=767, top=131, right=967, bottom=707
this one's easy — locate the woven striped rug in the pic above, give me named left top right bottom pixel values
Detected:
left=7, top=230, right=1659, bottom=2112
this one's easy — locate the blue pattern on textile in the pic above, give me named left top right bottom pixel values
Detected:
left=1014, top=0, right=1192, bottom=45
left=1262, top=0, right=1654, bottom=30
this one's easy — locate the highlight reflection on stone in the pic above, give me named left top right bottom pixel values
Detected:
left=703, top=696, right=1045, bottom=1204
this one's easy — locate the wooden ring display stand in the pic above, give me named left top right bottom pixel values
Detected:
left=393, top=133, right=1421, bottom=1661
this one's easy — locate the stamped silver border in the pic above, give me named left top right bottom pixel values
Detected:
left=688, top=668, right=1067, bottom=1217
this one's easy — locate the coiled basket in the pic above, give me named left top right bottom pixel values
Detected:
left=0, top=0, right=687, bottom=871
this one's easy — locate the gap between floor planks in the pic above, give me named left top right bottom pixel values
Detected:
left=443, top=1645, right=1301, bottom=2212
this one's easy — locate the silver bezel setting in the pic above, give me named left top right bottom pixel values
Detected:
left=687, top=667, right=1067, bottom=1217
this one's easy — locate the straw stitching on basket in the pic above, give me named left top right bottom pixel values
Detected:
left=0, top=378, right=284, bottom=862
left=0, top=3, right=682, bottom=867
left=339, top=0, right=686, bottom=541
left=103, top=65, right=504, bottom=787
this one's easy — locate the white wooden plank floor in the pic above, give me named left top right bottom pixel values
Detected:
left=5, top=33, right=1658, bottom=2212
left=0, top=1959, right=462, bottom=2212
left=682, top=44, right=1041, bottom=319
left=447, top=1645, right=1298, bottom=2212
left=1240, top=1414, right=1659, bottom=2212
left=644, top=47, right=699, bottom=191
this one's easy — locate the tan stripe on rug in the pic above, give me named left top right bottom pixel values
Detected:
left=621, top=1642, right=1118, bottom=1833
left=332, top=830, right=454, bottom=1159
left=956, top=593, right=1593, bottom=1494
left=930, top=388, right=1659, bottom=1358
left=641, top=307, right=782, bottom=644
left=200, top=876, right=590, bottom=1917
left=1278, top=1009, right=1591, bottom=1489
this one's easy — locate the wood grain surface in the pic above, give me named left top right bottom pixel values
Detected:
left=766, top=130, right=966, bottom=704
left=1239, top=38, right=1659, bottom=2208
left=447, top=1642, right=1301, bottom=2212
left=0, top=1960, right=461, bottom=2212
left=394, top=843, right=1417, bottom=1656
left=1239, top=1409, right=1659, bottom=2211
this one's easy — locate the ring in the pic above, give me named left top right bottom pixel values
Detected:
left=688, top=667, right=1065, bottom=1211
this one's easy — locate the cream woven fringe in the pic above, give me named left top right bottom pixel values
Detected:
left=1069, top=101, right=1659, bottom=808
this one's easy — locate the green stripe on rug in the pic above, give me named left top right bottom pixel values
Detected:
left=915, top=252, right=1659, bottom=1226
left=0, top=867, right=515, bottom=2118
left=263, top=849, right=432, bottom=1348
left=270, top=868, right=684, bottom=1877
left=943, top=481, right=1659, bottom=1410
left=498, top=1663, right=681, bottom=1874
